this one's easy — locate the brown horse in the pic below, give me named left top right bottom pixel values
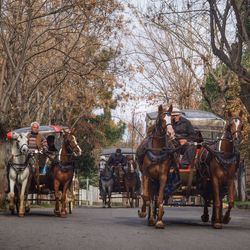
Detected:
left=197, top=110, right=243, bottom=229
left=136, top=104, right=175, bottom=228
left=124, top=155, right=140, bottom=208
left=52, top=129, right=82, bottom=217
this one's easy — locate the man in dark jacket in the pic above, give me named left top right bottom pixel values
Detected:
left=171, top=108, right=196, bottom=167
left=107, top=148, right=127, bottom=167
left=107, top=148, right=127, bottom=193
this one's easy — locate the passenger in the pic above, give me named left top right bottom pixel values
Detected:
left=43, top=135, right=58, bottom=173
left=107, top=148, right=127, bottom=193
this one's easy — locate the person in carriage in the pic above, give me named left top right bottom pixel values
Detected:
left=171, top=108, right=196, bottom=167
left=39, top=135, right=59, bottom=174
left=107, top=148, right=128, bottom=192
left=27, top=121, right=48, bottom=190
left=106, top=148, right=128, bottom=169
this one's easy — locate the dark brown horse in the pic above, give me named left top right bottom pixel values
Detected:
left=197, top=110, right=243, bottom=229
left=52, top=129, right=82, bottom=217
left=136, top=104, right=175, bottom=228
left=124, top=155, right=140, bottom=208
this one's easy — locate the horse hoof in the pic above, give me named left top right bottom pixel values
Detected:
left=54, top=209, right=61, bottom=217
left=155, top=221, right=165, bottom=229
left=108, top=205, right=111, bottom=208
left=201, top=214, right=209, bottom=223
left=102, top=206, right=106, bottom=208
left=19, top=213, right=24, bottom=217
left=60, top=213, right=67, bottom=218
left=138, top=210, right=147, bottom=218
left=213, top=223, right=222, bottom=229
left=148, top=218, right=155, bottom=226
left=222, top=216, right=231, bottom=224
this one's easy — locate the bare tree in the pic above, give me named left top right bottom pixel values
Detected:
left=0, top=0, right=126, bottom=131
left=128, top=0, right=244, bottom=116
left=207, top=0, right=250, bottom=114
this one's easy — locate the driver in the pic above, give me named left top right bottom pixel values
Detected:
left=171, top=108, right=196, bottom=167
left=27, top=122, right=48, bottom=191
left=107, top=148, right=127, bottom=193
left=107, top=148, right=127, bottom=168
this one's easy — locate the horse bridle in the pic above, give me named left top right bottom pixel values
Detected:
left=225, top=117, right=242, bottom=141
left=64, top=135, right=79, bottom=155
left=15, top=138, right=29, bottom=156
left=154, top=114, right=168, bottom=138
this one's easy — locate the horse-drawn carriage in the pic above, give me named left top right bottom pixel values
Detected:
left=146, top=109, right=225, bottom=205
left=137, top=105, right=244, bottom=229
left=145, top=109, right=245, bottom=205
left=99, top=148, right=141, bottom=208
left=6, top=125, right=81, bottom=217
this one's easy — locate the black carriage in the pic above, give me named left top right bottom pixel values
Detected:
left=100, top=147, right=141, bottom=207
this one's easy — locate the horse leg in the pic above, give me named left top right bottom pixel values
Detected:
left=124, top=180, right=128, bottom=207
left=201, top=196, right=210, bottom=223
left=8, top=168, right=16, bottom=214
left=60, top=180, right=70, bottom=217
left=138, top=174, right=149, bottom=218
left=54, top=179, right=61, bottom=216
left=148, top=199, right=155, bottom=226
left=108, top=185, right=112, bottom=208
left=24, top=173, right=32, bottom=214
left=18, top=168, right=29, bottom=217
left=223, top=178, right=234, bottom=224
left=155, top=174, right=167, bottom=229
left=131, top=187, right=135, bottom=208
left=211, top=177, right=222, bottom=229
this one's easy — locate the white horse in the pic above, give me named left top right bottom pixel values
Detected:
left=8, top=132, right=30, bottom=217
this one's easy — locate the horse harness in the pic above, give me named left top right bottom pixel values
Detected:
left=9, top=154, right=30, bottom=173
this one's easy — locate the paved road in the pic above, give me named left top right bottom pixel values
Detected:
left=0, top=206, right=250, bottom=250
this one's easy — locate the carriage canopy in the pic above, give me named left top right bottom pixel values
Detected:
left=146, top=109, right=225, bottom=141
left=7, top=125, right=69, bottom=152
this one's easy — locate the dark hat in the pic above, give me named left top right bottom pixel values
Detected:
left=116, top=148, right=122, bottom=153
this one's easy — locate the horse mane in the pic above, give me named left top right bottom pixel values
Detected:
left=146, top=124, right=155, bottom=135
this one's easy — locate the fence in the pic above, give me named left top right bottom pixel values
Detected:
left=76, top=185, right=124, bottom=206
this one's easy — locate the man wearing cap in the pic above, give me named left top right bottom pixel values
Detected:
left=107, top=148, right=127, bottom=167
left=27, top=122, right=48, bottom=191
left=171, top=108, right=196, bottom=167
left=107, top=148, right=127, bottom=193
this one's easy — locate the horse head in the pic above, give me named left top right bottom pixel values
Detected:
left=126, top=155, right=136, bottom=173
left=99, top=157, right=107, bottom=174
left=156, top=104, right=175, bottom=140
left=62, top=129, right=82, bottom=157
left=12, top=132, right=29, bottom=155
left=225, top=110, right=243, bottom=146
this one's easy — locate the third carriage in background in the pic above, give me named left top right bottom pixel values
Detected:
left=145, top=109, right=246, bottom=206
left=100, top=148, right=141, bottom=207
